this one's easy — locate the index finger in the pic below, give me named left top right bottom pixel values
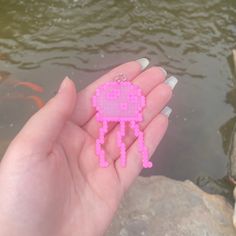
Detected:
left=71, top=59, right=149, bottom=126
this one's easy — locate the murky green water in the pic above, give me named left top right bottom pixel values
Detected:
left=0, top=0, right=236, bottom=183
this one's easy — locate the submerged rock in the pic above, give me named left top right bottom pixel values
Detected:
left=106, top=176, right=235, bottom=236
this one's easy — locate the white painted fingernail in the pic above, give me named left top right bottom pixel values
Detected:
left=161, top=106, right=172, bottom=117
left=58, top=76, right=71, bottom=93
left=165, top=76, right=178, bottom=90
left=159, top=67, right=167, bottom=77
left=136, top=58, right=149, bottom=70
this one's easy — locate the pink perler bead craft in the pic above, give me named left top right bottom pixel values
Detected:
left=92, top=76, right=152, bottom=169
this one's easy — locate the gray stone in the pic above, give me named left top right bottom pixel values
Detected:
left=228, top=113, right=236, bottom=229
left=229, top=121, right=236, bottom=180
left=233, top=49, right=236, bottom=74
left=233, top=188, right=236, bottom=228
left=106, top=176, right=235, bottom=236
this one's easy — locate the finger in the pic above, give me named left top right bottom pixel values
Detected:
left=115, top=112, right=170, bottom=191
left=14, top=77, right=77, bottom=153
left=104, top=82, right=173, bottom=161
left=83, top=66, right=167, bottom=137
left=71, top=59, right=149, bottom=126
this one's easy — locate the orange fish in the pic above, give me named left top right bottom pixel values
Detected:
left=26, top=96, right=45, bottom=109
left=15, top=82, right=44, bottom=93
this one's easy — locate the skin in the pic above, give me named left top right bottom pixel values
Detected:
left=0, top=60, right=172, bottom=236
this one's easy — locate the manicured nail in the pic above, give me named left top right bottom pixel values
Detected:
left=165, top=76, right=178, bottom=90
left=58, top=76, right=70, bottom=93
left=161, top=106, right=172, bottom=117
left=159, top=67, right=167, bottom=77
left=136, top=58, right=149, bottom=70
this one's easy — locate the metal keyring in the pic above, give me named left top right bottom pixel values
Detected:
left=113, top=73, right=127, bottom=82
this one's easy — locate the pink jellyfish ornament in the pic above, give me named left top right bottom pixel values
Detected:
left=92, top=74, right=152, bottom=168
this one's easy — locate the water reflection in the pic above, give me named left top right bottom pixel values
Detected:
left=0, top=0, right=236, bottom=183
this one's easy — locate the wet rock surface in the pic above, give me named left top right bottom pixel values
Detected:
left=106, top=176, right=235, bottom=236
left=233, top=49, right=236, bottom=73
left=229, top=122, right=236, bottom=229
left=229, top=111, right=236, bottom=181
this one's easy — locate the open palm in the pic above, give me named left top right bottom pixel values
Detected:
left=0, top=60, right=173, bottom=236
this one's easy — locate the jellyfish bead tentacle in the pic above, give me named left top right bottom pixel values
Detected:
left=130, top=121, right=152, bottom=168
left=117, top=121, right=126, bottom=167
left=96, top=120, right=109, bottom=167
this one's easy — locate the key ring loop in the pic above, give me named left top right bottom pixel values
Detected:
left=113, top=73, right=127, bottom=82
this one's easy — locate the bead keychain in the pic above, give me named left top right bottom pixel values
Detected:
left=92, top=74, right=152, bottom=168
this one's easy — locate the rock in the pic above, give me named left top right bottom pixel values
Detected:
left=229, top=122, right=236, bottom=180
left=233, top=49, right=236, bottom=74
left=195, top=175, right=234, bottom=204
left=233, top=188, right=236, bottom=228
left=106, top=176, right=235, bottom=236
left=229, top=50, right=236, bottom=231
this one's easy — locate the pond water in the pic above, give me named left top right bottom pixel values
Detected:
left=0, top=0, right=236, bottom=184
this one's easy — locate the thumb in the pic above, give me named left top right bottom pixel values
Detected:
left=14, top=77, right=77, bottom=153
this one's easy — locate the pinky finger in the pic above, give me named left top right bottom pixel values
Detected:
left=115, top=107, right=171, bottom=191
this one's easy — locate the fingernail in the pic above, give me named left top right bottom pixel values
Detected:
left=159, top=67, right=167, bottom=77
left=58, top=76, right=70, bottom=93
left=165, top=76, right=178, bottom=90
left=136, top=58, right=149, bottom=70
left=161, top=106, right=172, bottom=117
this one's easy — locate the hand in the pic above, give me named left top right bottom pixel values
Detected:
left=0, top=60, right=173, bottom=236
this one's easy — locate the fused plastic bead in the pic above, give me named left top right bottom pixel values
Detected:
left=92, top=80, right=152, bottom=168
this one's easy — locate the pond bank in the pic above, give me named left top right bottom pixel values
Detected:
left=106, top=176, right=235, bottom=236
